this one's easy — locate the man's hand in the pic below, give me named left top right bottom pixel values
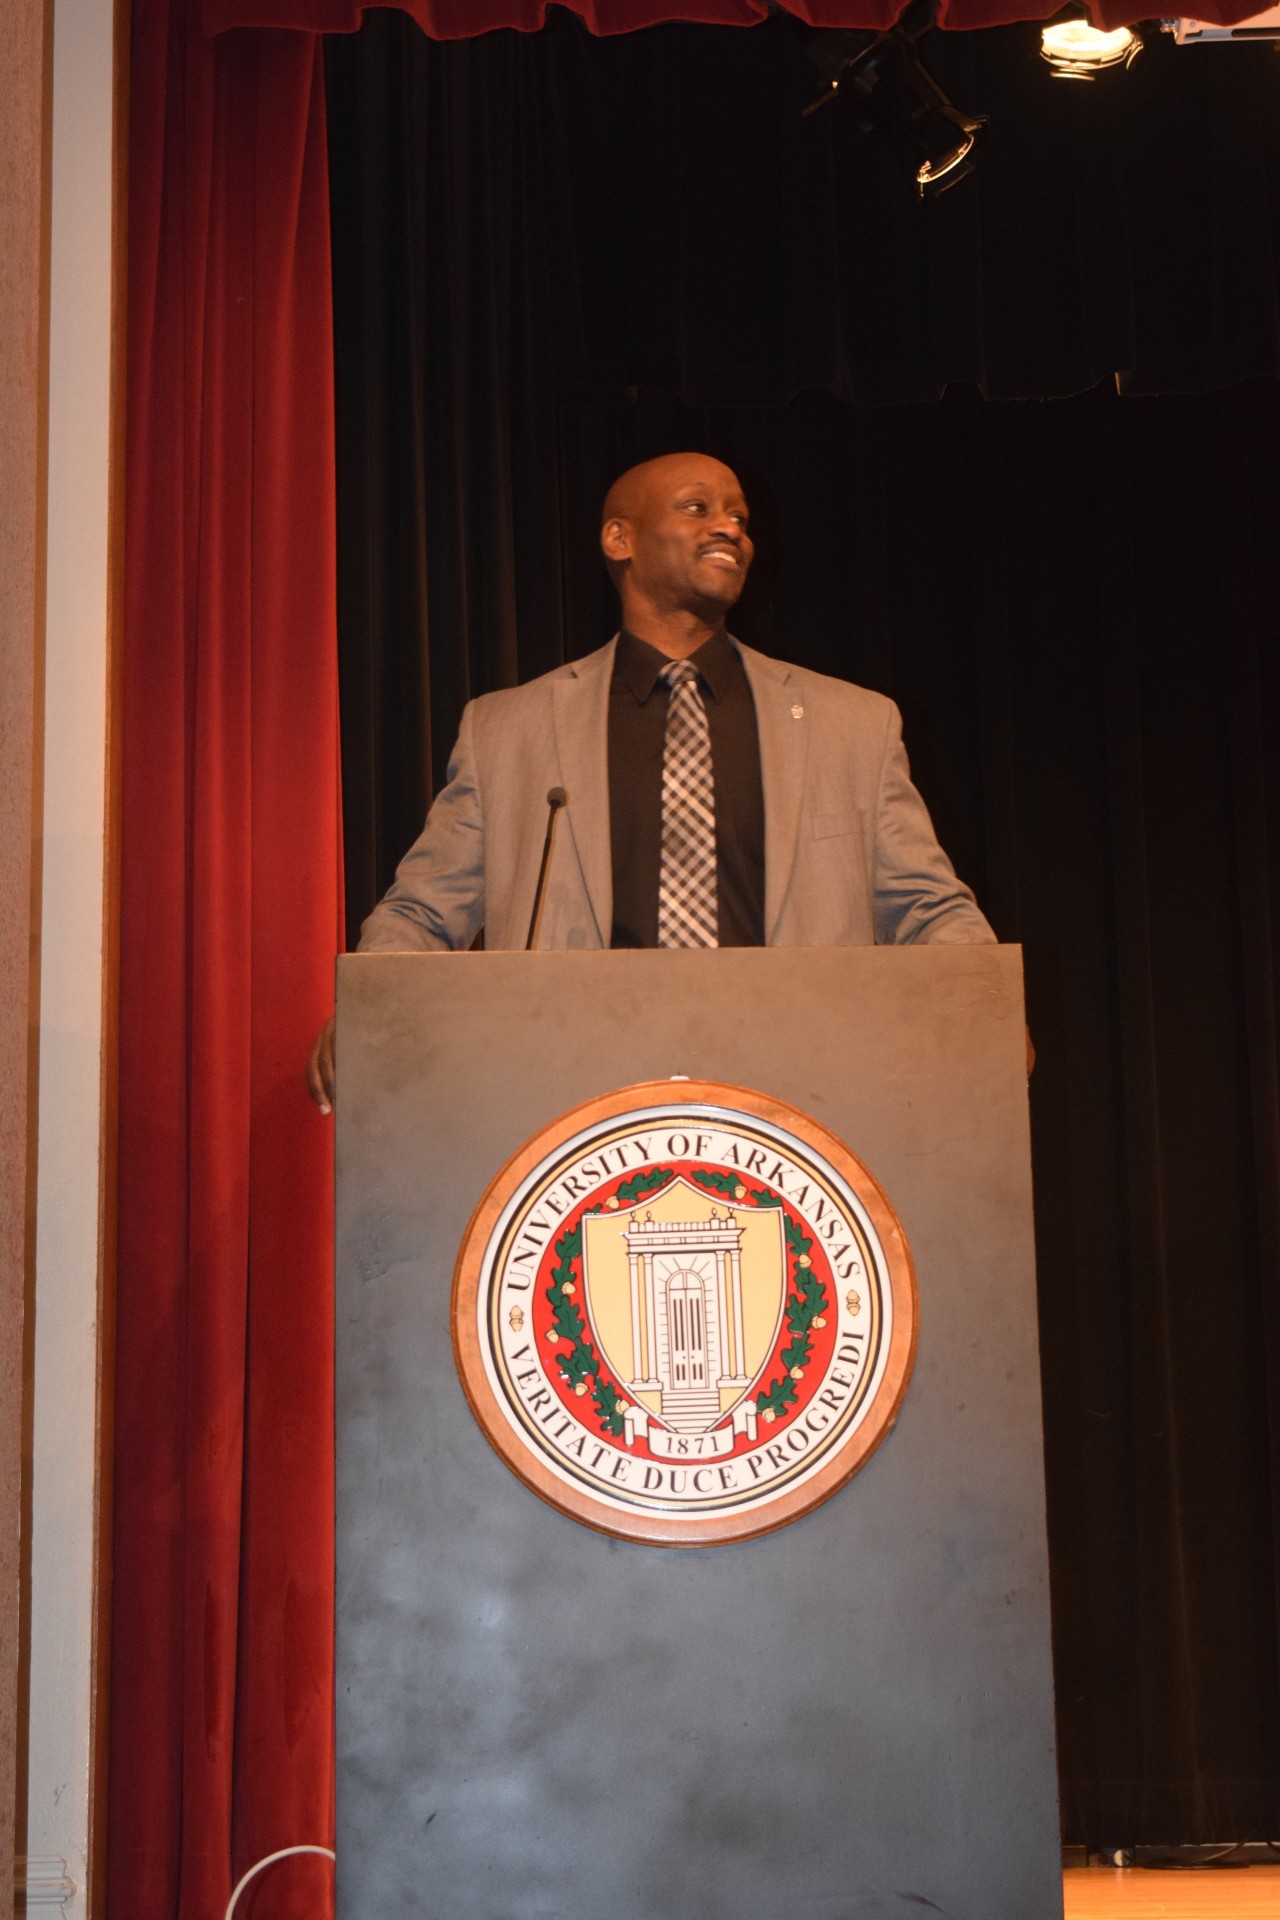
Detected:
left=308, top=1015, right=337, bottom=1114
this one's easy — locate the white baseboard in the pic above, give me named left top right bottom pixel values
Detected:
left=14, top=1856, right=76, bottom=1912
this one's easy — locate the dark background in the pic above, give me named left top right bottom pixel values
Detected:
left=326, top=8, right=1280, bottom=1845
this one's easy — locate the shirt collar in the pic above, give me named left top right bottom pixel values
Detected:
left=614, top=626, right=735, bottom=705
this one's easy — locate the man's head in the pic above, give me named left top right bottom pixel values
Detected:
left=600, top=454, right=753, bottom=645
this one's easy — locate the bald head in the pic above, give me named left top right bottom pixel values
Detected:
left=602, top=452, right=743, bottom=526
left=599, top=453, right=753, bottom=657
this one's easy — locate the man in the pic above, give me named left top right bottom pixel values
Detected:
left=308, top=452, right=993, bottom=1110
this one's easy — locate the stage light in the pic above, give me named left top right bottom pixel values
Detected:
left=1040, top=16, right=1143, bottom=76
left=796, top=18, right=986, bottom=198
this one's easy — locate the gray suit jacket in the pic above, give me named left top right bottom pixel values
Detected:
left=358, top=637, right=995, bottom=953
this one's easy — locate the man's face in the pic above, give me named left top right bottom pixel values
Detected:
left=602, top=457, right=754, bottom=620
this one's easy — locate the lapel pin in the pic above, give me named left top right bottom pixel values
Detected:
left=791, top=704, right=804, bottom=719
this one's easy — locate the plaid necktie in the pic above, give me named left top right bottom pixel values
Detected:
left=658, top=659, right=718, bottom=948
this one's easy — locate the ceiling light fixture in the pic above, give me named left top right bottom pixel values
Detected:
left=1040, top=16, right=1143, bottom=75
left=795, top=15, right=986, bottom=198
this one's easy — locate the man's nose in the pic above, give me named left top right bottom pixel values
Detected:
left=706, top=514, right=744, bottom=544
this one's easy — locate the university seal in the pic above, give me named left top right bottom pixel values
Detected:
left=452, top=1081, right=917, bottom=1546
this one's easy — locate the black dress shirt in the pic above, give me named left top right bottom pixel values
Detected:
left=608, top=628, right=765, bottom=949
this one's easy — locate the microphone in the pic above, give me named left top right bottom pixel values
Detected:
left=525, top=787, right=568, bottom=950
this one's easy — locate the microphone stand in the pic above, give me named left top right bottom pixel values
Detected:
left=525, top=787, right=567, bottom=950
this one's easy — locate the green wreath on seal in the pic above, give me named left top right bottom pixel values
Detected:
left=544, top=1167, right=675, bottom=1437
left=692, top=1170, right=829, bottom=1422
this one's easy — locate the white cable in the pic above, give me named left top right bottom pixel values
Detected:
left=224, top=1844, right=336, bottom=1920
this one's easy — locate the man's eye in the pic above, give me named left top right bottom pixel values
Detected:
left=680, top=499, right=706, bottom=513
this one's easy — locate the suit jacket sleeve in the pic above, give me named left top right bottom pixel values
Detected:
left=872, top=701, right=996, bottom=946
left=356, top=700, right=486, bottom=953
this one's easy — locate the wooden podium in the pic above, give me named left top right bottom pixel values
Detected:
left=334, top=946, right=1062, bottom=1919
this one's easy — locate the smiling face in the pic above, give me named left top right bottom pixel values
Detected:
left=601, top=454, right=754, bottom=650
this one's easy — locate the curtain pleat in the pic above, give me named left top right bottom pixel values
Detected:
left=111, top=5, right=341, bottom=1915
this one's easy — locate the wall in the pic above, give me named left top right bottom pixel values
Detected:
left=0, top=2, right=52, bottom=1913
left=21, top=0, right=118, bottom=1910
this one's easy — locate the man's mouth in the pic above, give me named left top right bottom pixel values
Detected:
left=699, top=546, right=742, bottom=570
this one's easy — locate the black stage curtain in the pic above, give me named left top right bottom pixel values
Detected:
left=326, top=9, right=1280, bottom=1845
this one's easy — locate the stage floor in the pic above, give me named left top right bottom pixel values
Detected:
left=1064, top=1866, right=1280, bottom=1916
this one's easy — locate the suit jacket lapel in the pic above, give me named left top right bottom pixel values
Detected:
left=551, top=637, right=616, bottom=946
left=739, top=642, right=808, bottom=945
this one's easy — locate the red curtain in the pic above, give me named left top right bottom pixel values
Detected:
left=205, top=0, right=1270, bottom=40
left=111, top=2, right=341, bottom=1914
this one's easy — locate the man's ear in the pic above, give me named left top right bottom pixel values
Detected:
left=601, top=516, right=631, bottom=565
